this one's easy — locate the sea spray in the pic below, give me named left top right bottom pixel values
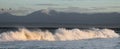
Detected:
left=0, top=28, right=119, bottom=41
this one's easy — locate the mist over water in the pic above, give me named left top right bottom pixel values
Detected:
left=0, top=28, right=119, bottom=41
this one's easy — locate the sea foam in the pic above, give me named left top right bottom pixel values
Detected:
left=0, top=28, right=119, bottom=41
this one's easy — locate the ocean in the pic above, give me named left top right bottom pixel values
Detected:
left=0, top=27, right=120, bottom=49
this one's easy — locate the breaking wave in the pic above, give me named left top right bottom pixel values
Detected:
left=0, top=28, right=119, bottom=41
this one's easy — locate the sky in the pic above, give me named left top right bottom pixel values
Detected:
left=0, top=0, right=120, bottom=15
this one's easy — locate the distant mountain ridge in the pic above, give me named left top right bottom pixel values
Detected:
left=0, top=10, right=120, bottom=25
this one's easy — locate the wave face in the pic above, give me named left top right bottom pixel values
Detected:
left=0, top=28, right=119, bottom=41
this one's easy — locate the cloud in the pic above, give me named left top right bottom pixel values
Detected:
left=108, top=6, right=120, bottom=8
left=48, top=6, right=120, bottom=13
left=35, top=3, right=60, bottom=6
left=0, top=7, right=34, bottom=16
left=57, top=0, right=84, bottom=1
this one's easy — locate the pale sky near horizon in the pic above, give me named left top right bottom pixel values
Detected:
left=0, top=0, right=120, bottom=15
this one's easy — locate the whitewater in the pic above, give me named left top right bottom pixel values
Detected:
left=0, top=28, right=119, bottom=41
left=0, top=28, right=120, bottom=49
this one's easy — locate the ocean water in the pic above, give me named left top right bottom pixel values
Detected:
left=0, top=28, right=120, bottom=49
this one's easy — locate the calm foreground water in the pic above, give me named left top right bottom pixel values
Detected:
left=0, top=27, right=120, bottom=49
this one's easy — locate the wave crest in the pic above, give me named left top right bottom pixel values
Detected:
left=0, top=28, right=119, bottom=41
